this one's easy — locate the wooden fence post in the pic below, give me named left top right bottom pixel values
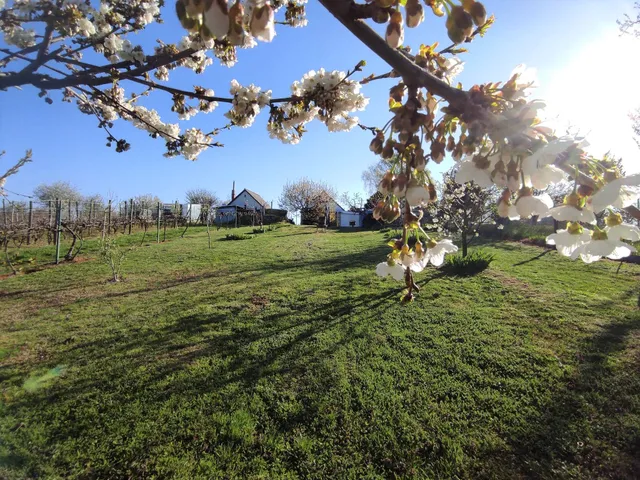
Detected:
left=129, top=198, right=134, bottom=235
left=107, top=200, right=112, bottom=232
left=55, top=200, right=62, bottom=264
left=122, top=201, right=127, bottom=234
left=156, top=202, right=161, bottom=243
left=174, top=201, right=179, bottom=229
left=102, top=203, right=107, bottom=240
left=27, top=200, right=33, bottom=245
left=88, top=201, right=94, bottom=236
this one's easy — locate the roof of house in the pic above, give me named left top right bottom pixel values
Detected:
left=228, top=188, right=269, bottom=208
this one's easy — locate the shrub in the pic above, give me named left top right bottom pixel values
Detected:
left=224, top=233, right=252, bottom=241
left=98, top=236, right=132, bottom=282
left=442, top=249, right=495, bottom=276
left=252, top=228, right=265, bottom=234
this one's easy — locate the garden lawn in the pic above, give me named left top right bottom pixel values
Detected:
left=0, top=225, right=639, bottom=479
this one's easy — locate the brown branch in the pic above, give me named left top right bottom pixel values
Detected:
left=318, top=0, right=469, bottom=108
left=0, top=48, right=199, bottom=90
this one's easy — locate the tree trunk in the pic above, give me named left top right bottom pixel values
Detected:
left=462, top=232, right=468, bottom=258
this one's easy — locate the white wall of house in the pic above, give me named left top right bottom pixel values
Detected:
left=338, top=211, right=363, bottom=228
left=181, top=204, right=202, bottom=222
left=228, top=191, right=265, bottom=210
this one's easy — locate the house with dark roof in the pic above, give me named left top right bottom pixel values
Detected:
left=214, top=182, right=271, bottom=225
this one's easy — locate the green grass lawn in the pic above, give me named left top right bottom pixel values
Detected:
left=1, top=226, right=639, bottom=479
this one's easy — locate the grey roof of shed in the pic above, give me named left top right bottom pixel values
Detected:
left=228, top=188, right=269, bottom=208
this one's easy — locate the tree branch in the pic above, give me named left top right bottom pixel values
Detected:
left=318, top=0, right=469, bottom=108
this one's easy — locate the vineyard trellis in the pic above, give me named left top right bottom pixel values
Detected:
left=0, top=197, right=289, bottom=274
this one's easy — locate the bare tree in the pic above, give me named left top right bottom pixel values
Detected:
left=279, top=178, right=337, bottom=225
left=340, top=191, right=364, bottom=211
left=185, top=188, right=220, bottom=206
left=618, top=2, right=640, bottom=36
left=362, top=158, right=393, bottom=195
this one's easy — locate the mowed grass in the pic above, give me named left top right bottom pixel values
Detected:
left=0, top=225, right=639, bottom=479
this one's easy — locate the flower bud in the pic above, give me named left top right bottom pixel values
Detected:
left=462, top=0, right=475, bottom=12
left=372, top=7, right=390, bottom=24
left=470, top=2, right=487, bottom=26
left=378, top=171, right=395, bottom=194
left=393, top=173, right=409, bottom=196
left=369, top=132, right=384, bottom=154
left=389, top=83, right=406, bottom=102
left=413, top=148, right=427, bottom=171
left=405, top=183, right=430, bottom=206
left=203, top=0, right=230, bottom=39
left=386, top=12, right=404, bottom=48
left=382, top=140, right=394, bottom=159
left=451, top=6, right=474, bottom=37
left=428, top=183, right=437, bottom=202
left=373, top=201, right=385, bottom=220
left=405, top=0, right=424, bottom=28
left=577, top=184, right=594, bottom=197
left=250, top=0, right=275, bottom=42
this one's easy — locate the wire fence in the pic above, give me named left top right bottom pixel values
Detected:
left=0, top=198, right=288, bottom=274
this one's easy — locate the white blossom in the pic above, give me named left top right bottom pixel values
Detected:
left=571, top=234, right=636, bottom=263
left=442, top=57, right=464, bottom=82
left=405, top=184, right=433, bottom=207
left=590, top=173, right=640, bottom=213
left=606, top=223, right=640, bottom=242
left=181, top=128, right=211, bottom=161
left=515, top=191, right=553, bottom=218
left=4, top=27, right=36, bottom=48
left=376, top=262, right=405, bottom=281
left=497, top=200, right=520, bottom=220
left=225, top=80, right=271, bottom=127
left=546, top=205, right=596, bottom=224
left=546, top=227, right=591, bottom=257
left=154, top=66, right=169, bottom=82
left=455, top=158, right=493, bottom=188
left=76, top=17, right=96, bottom=37
left=421, top=239, right=458, bottom=267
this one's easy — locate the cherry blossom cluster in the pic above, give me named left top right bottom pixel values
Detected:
left=224, top=79, right=272, bottom=127
left=370, top=53, right=638, bottom=301
left=176, top=0, right=307, bottom=46
left=267, top=67, right=369, bottom=144
left=444, top=65, right=640, bottom=263
left=366, top=0, right=488, bottom=49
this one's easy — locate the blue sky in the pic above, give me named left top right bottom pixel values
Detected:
left=1, top=0, right=638, bottom=206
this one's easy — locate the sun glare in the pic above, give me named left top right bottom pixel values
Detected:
left=545, top=31, right=640, bottom=173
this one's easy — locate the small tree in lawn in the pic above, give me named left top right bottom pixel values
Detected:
left=432, top=170, right=495, bottom=257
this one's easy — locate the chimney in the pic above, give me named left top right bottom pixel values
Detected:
left=231, top=181, right=235, bottom=201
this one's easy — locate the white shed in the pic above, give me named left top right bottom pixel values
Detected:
left=338, top=211, right=363, bottom=228
left=181, top=203, right=202, bottom=222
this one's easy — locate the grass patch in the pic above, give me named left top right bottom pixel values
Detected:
left=0, top=227, right=639, bottom=479
left=442, top=249, right=495, bottom=276
left=223, top=233, right=253, bottom=241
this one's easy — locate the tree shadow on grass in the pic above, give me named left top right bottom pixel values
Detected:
left=506, top=309, right=640, bottom=478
